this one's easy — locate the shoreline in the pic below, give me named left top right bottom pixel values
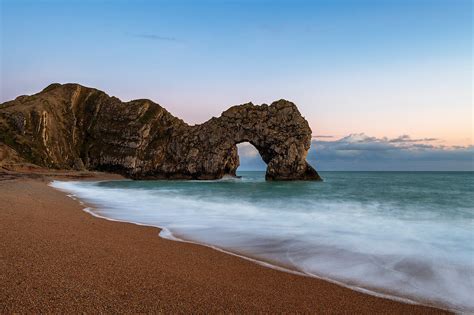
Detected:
left=1, top=170, right=450, bottom=313
left=61, top=185, right=432, bottom=310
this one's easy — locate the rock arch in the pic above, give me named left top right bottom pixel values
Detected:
left=183, top=100, right=321, bottom=180
left=0, top=84, right=321, bottom=181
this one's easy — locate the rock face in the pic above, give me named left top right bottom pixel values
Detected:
left=0, top=83, right=321, bottom=180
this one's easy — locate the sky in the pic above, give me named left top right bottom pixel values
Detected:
left=1, top=0, right=472, bottom=170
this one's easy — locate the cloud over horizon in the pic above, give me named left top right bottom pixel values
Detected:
left=237, top=133, right=474, bottom=171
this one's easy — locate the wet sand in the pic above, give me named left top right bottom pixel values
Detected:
left=0, top=172, right=450, bottom=313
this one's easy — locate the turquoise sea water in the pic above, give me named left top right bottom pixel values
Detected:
left=51, top=171, right=474, bottom=312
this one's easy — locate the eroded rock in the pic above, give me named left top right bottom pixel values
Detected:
left=0, top=83, right=321, bottom=180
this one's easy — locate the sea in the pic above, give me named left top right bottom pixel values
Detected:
left=50, top=171, right=474, bottom=312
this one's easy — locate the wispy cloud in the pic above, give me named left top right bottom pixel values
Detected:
left=389, top=135, right=438, bottom=143
left=312, top=135, right=334, bottom=139
left=132, top=33, right=177, bottom=41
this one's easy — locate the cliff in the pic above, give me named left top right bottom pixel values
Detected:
left=0, top=83, right=321, bottom=180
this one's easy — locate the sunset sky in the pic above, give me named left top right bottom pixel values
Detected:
left=1, top=0, right=472, bottom=170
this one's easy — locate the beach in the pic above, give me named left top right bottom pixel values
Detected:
left=0, top=171, right=449, bottom=313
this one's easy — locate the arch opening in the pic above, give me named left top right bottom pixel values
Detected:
left=236, top=142, right=266, bottom=177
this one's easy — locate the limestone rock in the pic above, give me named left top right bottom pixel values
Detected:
left=0, top=83, right=321, bottom=180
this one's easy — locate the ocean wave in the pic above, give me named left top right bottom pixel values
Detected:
left=50, top=173, right=474, bottom=312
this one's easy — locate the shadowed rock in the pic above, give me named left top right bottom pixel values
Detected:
left=0, top=83, right=321, bottom=180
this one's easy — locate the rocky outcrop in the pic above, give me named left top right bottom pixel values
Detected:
left=0, top=83, right=321, bottom=180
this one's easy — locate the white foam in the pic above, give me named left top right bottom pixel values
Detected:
left=50, top=180, right=474, bottom=313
